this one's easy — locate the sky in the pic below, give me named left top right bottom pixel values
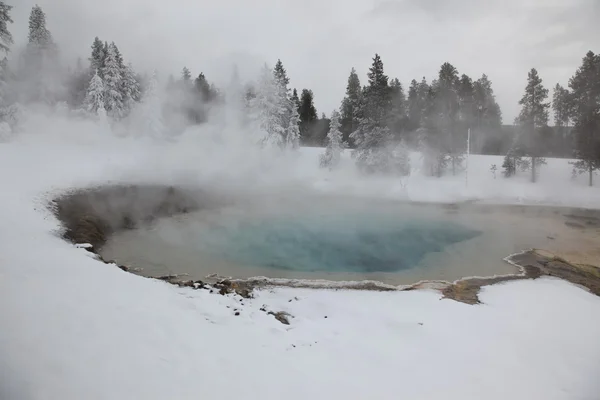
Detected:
left=7, top=0, right=600, bottom=123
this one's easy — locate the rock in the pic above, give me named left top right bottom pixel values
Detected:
left=177, top=280, right=195, bottom=288
left=117, top=264, right=129, bottom=272
left=268, top=311, right=291, bottom=325
left=235, top=311, right=240, bottom=316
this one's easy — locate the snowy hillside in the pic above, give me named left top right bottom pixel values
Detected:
left=1, top=116, right=600, bottom=400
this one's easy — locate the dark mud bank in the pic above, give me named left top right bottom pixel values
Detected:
left=52, top=184, right=209, bottom=250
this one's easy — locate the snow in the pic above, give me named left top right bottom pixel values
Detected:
left=1, top=114, right=600, bottom=399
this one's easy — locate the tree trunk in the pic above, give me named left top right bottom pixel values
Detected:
left=531, top=156, right=536, bottom=183
left=589, top=164, right=593, bottom=187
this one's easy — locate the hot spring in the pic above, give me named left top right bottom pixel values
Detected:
left=100, top=194, right=600, bottom=285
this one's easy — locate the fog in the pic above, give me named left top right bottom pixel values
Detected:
left=8, top=0, right=600, bottom=122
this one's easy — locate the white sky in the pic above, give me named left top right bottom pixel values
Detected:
left=7, top=0, right=600, bottom=123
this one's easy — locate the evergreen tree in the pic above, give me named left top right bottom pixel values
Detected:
left=298, top=88, right=317, bottom=144
left=510, top=68, right=550, bottom=182
left=291, top=88, right=300, bottom=111
left=102, top=42, right=124, bottom=118
left=473, top=74, right=502, bottom=153
left=0, top=1, right=13, bottom=55
left=552, top=83, right=573, bottom=155
left=0, top=1, right=12, bottom=109
left=320, top=109, right=345, bottom=169
left=89, top=37, right=105, bottom=77
left=406, top=79, right=421, bottom=132
left=273, top=59, right=290, bottom=88
left=286, top=106, right=301, bottom=150
left=22, top=5, right=60, bottom=104
left=65, top=57, right=89, bottom=108
left=121, top=63, right=140, bottom=114
left=248, top=64, right=287, bottom=148
left=181, top=67, right=191, bottom=83
left=351, top=54, right=394, bottom=173
left=339, top=68, right=361, bottom=145
left=84, top=70, right=105, bottom=114
left=569, top=51, right=600, bottom=186
left=388, top=77, right=406, bottom=139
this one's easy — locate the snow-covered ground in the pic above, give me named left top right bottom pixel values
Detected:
left=2, top=114, right=600, bottom=400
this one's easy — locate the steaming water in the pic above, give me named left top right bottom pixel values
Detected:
left=101, top=196, right=600, bottom=285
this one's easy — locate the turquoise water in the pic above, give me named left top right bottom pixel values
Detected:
left=191, top=213, right=481, bottom=273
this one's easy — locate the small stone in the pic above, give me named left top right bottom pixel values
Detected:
left=235, top=311, right=240, bottom=316
left=418, top=322, right=423, bottom=326
left=324, top=316, right=328, bottom=319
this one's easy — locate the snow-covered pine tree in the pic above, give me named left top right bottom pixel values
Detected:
left=286, top=106, right=300, bottom=150
left=120, top=62, right=140, bottom=117
left=181, top=67, right=191, bottom=83
left=89, top=37, right=105, bottom=77
left=84, top=70, right=105, bottom=115
left=273, top=59, right=292, bottom=142
left=0, top=1, right=13, bottom=110
left=248, top=64, right=287, bottom=148
left=22, top=5, right=61, bottom=104
left=101, top=42, right=124, bottom=119
left=0, top=1, right=13, bottom=55
left=340, top=68, right=361, bottom=146
left=320, top=109, right=345, bottom=169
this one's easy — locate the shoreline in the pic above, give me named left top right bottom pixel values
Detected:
left=51, top=184, right=600, bottom=304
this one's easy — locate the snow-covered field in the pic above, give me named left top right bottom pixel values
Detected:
left=2, top=114, right=600, bottom=400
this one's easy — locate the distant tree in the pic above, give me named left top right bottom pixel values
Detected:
left=298, top=88, right=317, bottom=144
left=286, top=106, right=301, bottom=150
left=339, top=68, right=361, bottom=145
left=291, top=88, right=300, bottom=112
left=0, top=1, right=13, bottom=109
left=569, top=51, right=600, bottom=186
left=121, top=63, right=140, bottom=114
left=273, top=59, right=290, bottom=88
left=102, top=42, right=124, bottom=118
left=0, top=1, right=13, bottom=55
left=181, top=67, right=191, bottom=83
left=84, top=70, right=105, bottom=115
left=552, top=83, right=573, bottom=155
left=89, top=37, right=105, bottom=77
left=512, top=68, right=550, bottom=182
left=351, top=53, right=394, bottom=173
left=65, top=57, right=89, bottom=108
left=247, top=64, right=287, bottom=148
left=320, top=109, right=345, bottom=169
left=473, top=74, right=503, bottom=154
left=388, top=77, right=406, bottom=140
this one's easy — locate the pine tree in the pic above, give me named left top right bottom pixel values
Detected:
left=569, top=51, right=600, bottom=186
left=273, top=59, right=292, bottom=138
left=388, top=78, right=406, bottom=139
left=286, top=106, right=301, bottom=150
left=0, top=1, right=13, bottom=55
left=102, top=42, right=124, bottom=118
left=84, top=70, right=105, bottom=114
left=435, top=62, right=462, bottom=175
left=22, top=5, right=60, bottom=104
left=473, top=74, right=502, bottom=152
left=351, top=54, right=394, bottom=174
left=121, top=63, right=140, bottom=114
left=0, top=1, right=12, bottom=109
left=552, top=83, right=573, bottom=154
left=320, top=109, right=345, bottom=169
left=182, top=67, right=191, bottom=83
left=89, top=37, right=105, bottom=77
left=512, top=68, right=550, bottom=182
left=298, top=88, right=317, bottom=144
left=291, top=88, right=300, bottom=111
left=248, top=64, right=287, bottom=148
left=339, top=68, right=361, bottom=145
left=273, top=59, right=290, bottom=88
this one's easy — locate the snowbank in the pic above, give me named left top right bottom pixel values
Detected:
left=1, top=116, right=600, bottom=399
